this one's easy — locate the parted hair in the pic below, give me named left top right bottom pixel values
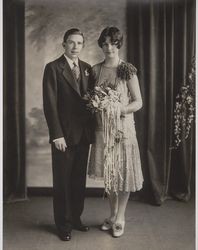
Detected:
left=98, top=26, right=123, bottom=49
left=63, top=28, right=85, bottom=43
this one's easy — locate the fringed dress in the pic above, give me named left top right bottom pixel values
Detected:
left=88, top=61, right=144, bottom=193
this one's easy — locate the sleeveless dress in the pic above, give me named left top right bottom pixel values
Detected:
left=88, top=61, right=144, bottom=193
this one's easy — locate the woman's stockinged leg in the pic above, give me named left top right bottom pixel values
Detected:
left=111, top=191, right=130, bottom=237
left=107, top=190, right=118, bottom=221
left=110, top=191, right=130, bottom=237
left=107, top=191, right=130, bottom=223
left=116, top=191, right=130, bottom=223
left=100, top=190, right=118, bottom=231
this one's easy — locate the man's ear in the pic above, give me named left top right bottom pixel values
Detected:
left=62, top=42, right=65, bottom=48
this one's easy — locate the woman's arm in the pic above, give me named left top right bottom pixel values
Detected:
left=121, top=74, right=143, bottom=114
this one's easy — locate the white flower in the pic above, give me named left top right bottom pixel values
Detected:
left=94, top=95, right=100, bottom=103
left=84, top=69, right=89, bottom=76
left=95, top=86, right=101, bottom=91
left=92, top=100, right=99, bottom=108
left=186, top=96, right=193, bottom=104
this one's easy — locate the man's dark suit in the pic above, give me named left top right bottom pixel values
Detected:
left=43, top=55, right=94, bottom=232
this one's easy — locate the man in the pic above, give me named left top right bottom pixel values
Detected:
left=43, top=28, right=94, bottom=241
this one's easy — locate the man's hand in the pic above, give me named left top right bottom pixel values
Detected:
left=53, top=137, right=67, bottom=152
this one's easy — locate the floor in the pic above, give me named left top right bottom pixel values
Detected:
left=4, top=196, right=195, bottom=250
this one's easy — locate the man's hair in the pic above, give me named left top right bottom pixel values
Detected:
left=63, top=28, right=85, bottom=43
left=98, top=26, right=123, bottom=49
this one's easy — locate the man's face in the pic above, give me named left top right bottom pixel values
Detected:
left=63, top=34, right=84, bottom=60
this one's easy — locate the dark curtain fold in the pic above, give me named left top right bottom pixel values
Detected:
left=127, top=0, right=195, bottom=205
left=3, top=0, right=26, bottom=202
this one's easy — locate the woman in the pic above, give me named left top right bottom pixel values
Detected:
left=88, top=26, right=144, bottom=237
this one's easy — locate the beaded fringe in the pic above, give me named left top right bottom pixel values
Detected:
left=102, top=103, right=123, bottom=194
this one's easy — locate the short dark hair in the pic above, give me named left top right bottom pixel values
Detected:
left=98, top=26, right=123, bottom=49
left=63, top=28, right=84, bottom=43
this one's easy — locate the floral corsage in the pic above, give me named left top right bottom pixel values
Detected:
left=117, top=62, right=137, bottom=81
left=84, top=68, right=90, bottom=76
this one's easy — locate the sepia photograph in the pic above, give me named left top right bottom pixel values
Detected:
left=3, top=0, right=195, bottom=249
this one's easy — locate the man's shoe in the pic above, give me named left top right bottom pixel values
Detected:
left=73, top=223, right=90, bottom=232
left=58, top=230, right=72, bottom=241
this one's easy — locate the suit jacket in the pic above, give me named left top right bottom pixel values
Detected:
left=43, top=55, right=94, bottom=146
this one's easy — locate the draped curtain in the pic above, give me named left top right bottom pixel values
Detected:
left=3, top=0, right=26, bottom=202
left=127, top=0, right=195, bottom=205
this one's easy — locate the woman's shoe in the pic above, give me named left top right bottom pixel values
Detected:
left=112, top=221, right=125, bottom=237
left=100, top=218, right=113, bottom=231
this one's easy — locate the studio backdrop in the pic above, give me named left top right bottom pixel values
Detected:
left=25, top=0, right=127, bottom=188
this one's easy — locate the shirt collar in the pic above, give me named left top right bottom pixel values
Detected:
left=64, top=54, right=79, bottom=69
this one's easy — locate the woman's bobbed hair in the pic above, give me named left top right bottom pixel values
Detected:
left=98, top=26, right=123, bottom=49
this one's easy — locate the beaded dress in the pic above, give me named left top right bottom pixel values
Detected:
left=88, top=61, right=143, bottom=193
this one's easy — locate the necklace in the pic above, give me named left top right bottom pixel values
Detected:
left=98, top=59, right=121, bottom=88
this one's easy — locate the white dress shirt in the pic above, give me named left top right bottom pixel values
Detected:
left=64, top=54, right=79, bottom=69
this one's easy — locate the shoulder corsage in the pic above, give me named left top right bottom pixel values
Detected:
left=117, top=62, right=137, bottom=81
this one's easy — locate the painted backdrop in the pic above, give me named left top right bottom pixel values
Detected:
left=25, top=0, right=127, bottom=186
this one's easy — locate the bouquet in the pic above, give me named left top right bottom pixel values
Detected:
left=84, top=80, right=121, bottom=114
left=84, top=80, right=123, bottom=143
left=85, top=80, right=124, bottom=194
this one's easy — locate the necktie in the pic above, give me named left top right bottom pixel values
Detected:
left=72, top=62, right=80, bottom=81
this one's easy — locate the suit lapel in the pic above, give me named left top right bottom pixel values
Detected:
left=59, top=55, right=81, bottom=96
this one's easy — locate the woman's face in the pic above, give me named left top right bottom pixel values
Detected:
left=101, top=36, right=119, bottom=59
